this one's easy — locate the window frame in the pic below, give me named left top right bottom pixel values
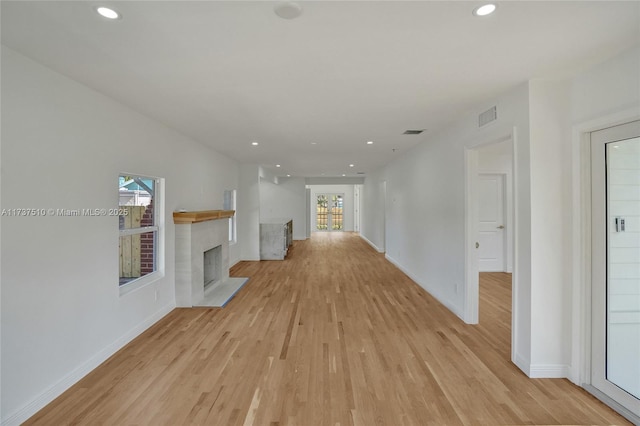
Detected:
left=118, top=173, right=164, bottom=296
left=224, top=189, right=237, bottom=245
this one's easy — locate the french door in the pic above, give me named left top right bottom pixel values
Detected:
left=590, top=120, right=640, bottom=421
left=316, top=194, right=344, bottom=231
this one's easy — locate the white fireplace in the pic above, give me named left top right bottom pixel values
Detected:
left=174, top=210, right=246, bottom=307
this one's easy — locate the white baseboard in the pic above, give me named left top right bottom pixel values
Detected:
left=1, top=303, right=175, bottom=426
left=384, top=254, right=464, bottom=321
left=513, top=353, right=570, bottom=379
left=359, top=234, right=384, bottom=253
left=528, top=363, right=570, bottom=378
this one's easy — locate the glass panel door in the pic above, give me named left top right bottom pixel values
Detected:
left=316, top=195, right=329, bottom=230
left=316, top=194, right=344, bottom=231
left=330, top=194, right=344, bottom=230
left=606, top=136, right=640, bottom=399
left=591, top=120, right=640, bottom=420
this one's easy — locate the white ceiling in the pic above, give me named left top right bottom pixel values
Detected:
left=2, top=1, right=639, bottom=177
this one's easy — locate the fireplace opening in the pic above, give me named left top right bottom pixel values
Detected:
left=203, top=245, right=222, bottom=289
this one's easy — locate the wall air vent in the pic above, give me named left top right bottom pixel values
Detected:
left=479, top=106, right=497, bottom=127
left=403, top=129, right=425, bottom=135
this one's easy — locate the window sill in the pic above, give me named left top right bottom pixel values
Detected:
left=119, top=271, right=163, bottom=297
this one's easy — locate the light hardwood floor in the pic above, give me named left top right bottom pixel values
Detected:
left=26, top=232, right=629, bottom=425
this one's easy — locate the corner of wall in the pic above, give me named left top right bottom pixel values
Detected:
left=514, top=353, right=531, bottom=377
left=385, top=254, right=465, bottom=322
left=359, top=233, right=384, bottom=253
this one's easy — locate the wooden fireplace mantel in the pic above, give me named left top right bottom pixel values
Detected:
left=173, top=210, right=235, bottom=224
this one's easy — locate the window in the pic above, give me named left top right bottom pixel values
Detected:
left=118, top=174, right=161, bottom=291
left=224, top=189, right=237, bottom=243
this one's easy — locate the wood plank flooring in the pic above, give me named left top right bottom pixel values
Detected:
left=26, top=232, right=629, bottom=425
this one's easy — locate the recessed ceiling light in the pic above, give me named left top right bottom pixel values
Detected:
left=342, top=174, right=346, bottom=177
left=251, top=141, right=259, bottom=146
left=96, top=6, right=120, bottom=19
left=287, top=174, right=291, bottom=177
left=274, top=2, right=303, bottom=20
left=276, top=164, right=281, bottom=168
left=349, top=164, right=354, bottom=168
left=366, top=141, right=374, bottom=145
left=311, top=142, right=317, bottom=145
left=473, top=3, right=497, bottom=17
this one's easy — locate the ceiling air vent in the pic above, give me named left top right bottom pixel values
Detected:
left=403, top=129, right=425, bottom=135
left=479, top=106, right=497, bottom=127
left=357, top=171, right=365, bottom=175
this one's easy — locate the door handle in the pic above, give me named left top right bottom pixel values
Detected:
left=475, top=242, right=480, bottom=249
left=497, top=225, right=505, bottom=229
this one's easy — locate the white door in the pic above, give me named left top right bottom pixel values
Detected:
left=591, top=120, right=640, bottom=421
left=478, top=174, right=506, bottom=272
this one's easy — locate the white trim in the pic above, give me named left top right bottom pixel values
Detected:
left=1, top=303, right=175, bottom=426
left=510, top=126, right=519, bottom=366
left=571, top=110, right=640, bottom=422
left=464, top=148, right=480, bottom=324
left=119, top=270, right=164, bottom=296
left=528, top=364, right=571, bottom=379
left=464, top=131, right=515, bottom=328
left=359, top=233, right=384, bottom=253
left=570, top=108, right=640, bottom=387
left=118, top=174, right=165, bottom=297
left=385, top=253, right=465, bottom=321
left=118, top=225, right=157, bottom=237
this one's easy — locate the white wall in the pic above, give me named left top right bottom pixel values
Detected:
left=309, top=185, right=355, bottom=232
left=571, top=47, right=640, bottom=125
left=238, top=164, right=260, bottom=261
left=259, top=177, right=307, bottom=240
left=0, top=47, right=239, bottom=424
left=361, top=82, right=533, bottom=366
left=477, top=140, right=514, bottom=273
left=528, top=79, right=573, bottom=375
left=361, top=175, right=386, bottom=252
left=360, top=46, right=640, bottom=382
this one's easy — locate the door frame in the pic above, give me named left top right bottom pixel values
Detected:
left=464, top=133, right=515, bottom=330
left=572, top=109, right=640, bottom=424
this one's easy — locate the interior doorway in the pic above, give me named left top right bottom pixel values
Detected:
left=309, top=184, right=358, bottom=234
left=465, top=137, right=515, bottom=350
